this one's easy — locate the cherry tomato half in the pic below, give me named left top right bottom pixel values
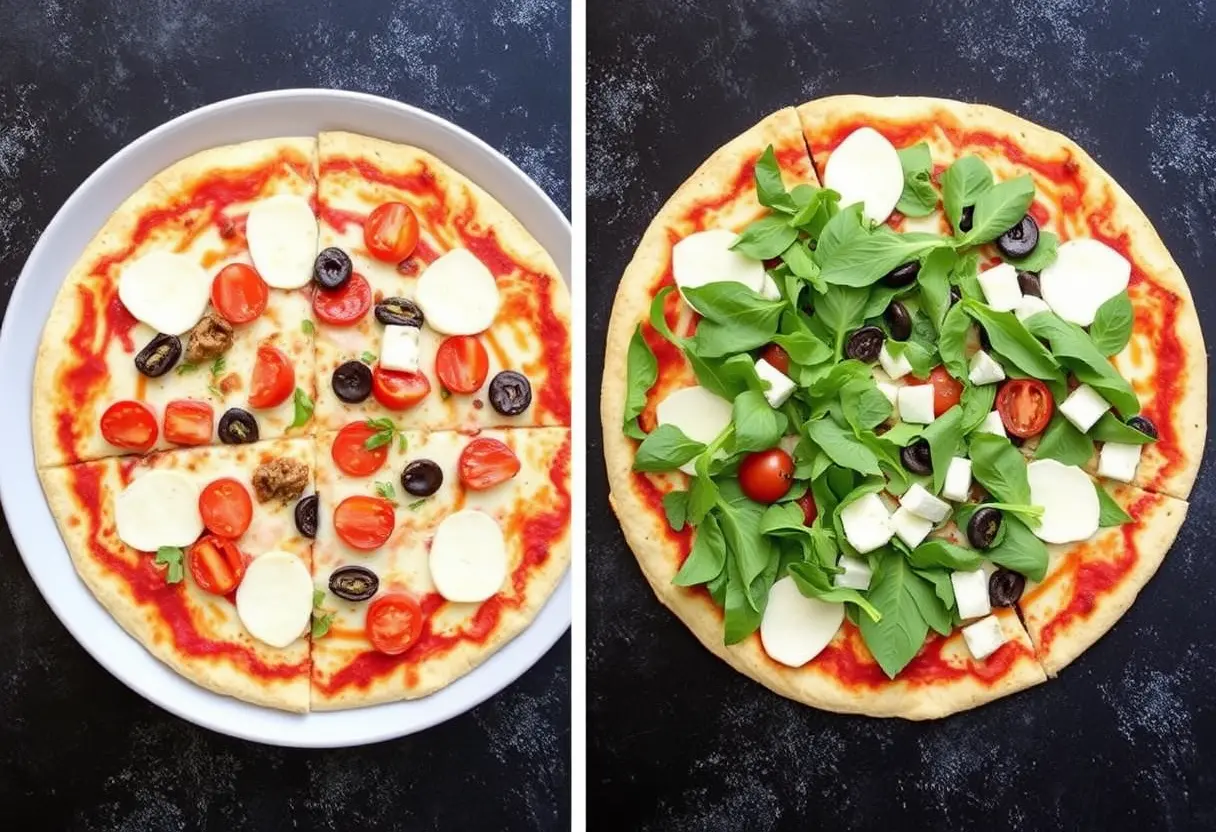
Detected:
left=458, top=437, right=521, bottom=491
left=313, top=272, right=371, bottom=326
left=163, top=399, right=214, bottom=446
left=738, top=448, right=795, bottom=504
left=435, top=336, right=489, bottom=394
left=199, top=477, right=253, bottom=539
left=210, top=263, right=268, bottom=324
left=796, top=492, right=818, bottom=526
left=372, top=366, right=431, bottom=410
left=365, top=593, right=424, bottom=655
left=331, top=422, right=390, bottom=477
left=100, top=400, right=158, bottom=452
left=248, top=344, right=295, bottom=409
left=364, top=202, right=420, bottom=263
left=333, top=495, right=396, bottom=550
left=759, top=343, right=791, bottom=376
left=997, top=378, right=1054, bottom=438
left=917, top=365, right=964, bottom=417
left=187, top=534, right=247, bottom=595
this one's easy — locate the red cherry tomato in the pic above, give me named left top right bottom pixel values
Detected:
left=372, top=366, right=431, bottom=410
left=796, top=492, right=818, bottom=526
left=334, top=495, right=396, bottom=550
left=738, top=448, right=795, bottom=504
left=435, top=336, right=490, bottom=394
left=198, top=478, right=253, bottom=539
left=211, top=263, right=268, bottom=324
left=248, top=344, right=295, bottom=409
left=364, top=202, right=420, bottom=263
left=163, top=399, right=213, bottom=446
left=331, top=422, right=390, bottom=477
left=997, top=378, right=1055, bottom=438
left=100, top=400, right=158, bottom=452
left=365, top=593, right=424, bottom=655
left=914, top=365, right=964, bottom=417
left=313, top=272, right=371, bottom=326
left=458, top=437, right=521, bottom=490
left=759, top=343, right=791, bottom=375
left=187, top=534, right=247, bottom=595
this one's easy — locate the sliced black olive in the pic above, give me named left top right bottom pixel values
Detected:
left=401, top=459, right=443, bottom=497
left=328, top=565, right=379, bottom=602
left=967, top=506, right=1004, bottom=549
left=957, top=205, right=975, bottom=233
left=996, top=215, right=1040, bottom=259
left=978, top=322, right=992, bottom=351
left=884, top=302, right=912, bottom=341
left=1127, top=415, right=1158, bottom=440
left=844, top=326, right=885, bottom=363
left=314, top=247, right=353, bottom=290
left=332, top=360, right=373, bottom=403
left=900, top=439, right=932, bottom=475
left=134, top=333, right=182, bottom=378
left=883, top=261, right=921, bottom=287
left=1017, top=271, right=1042, bottom=298
left=374, top=297, right=424, bottom=328
left=989, top=568, right=1026, bottom=607
left=218, top=408, right=259, bottom=444
left=949, top=285, right=962, bottom=305
left=488, top=371, right=533, bottom=416
left=294, top=494, right=318, bottom=539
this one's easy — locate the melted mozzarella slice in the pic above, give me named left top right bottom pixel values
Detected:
left=115, top=470, right=204, bottom=551
left=655, top=385, right=733, bottom=475
left=1040, top=239, right=1131, bottom=326
left=822, top=127, right=903, bottom=224
left=671, top=229, right=765, bottom=307
left=117, top=251, right=211, bottom=335
left=235, top=550, right=313, bottom=648
left=245, top=195, right=318, bottom=289
left=415, top=249, right=501, bottom=335
left=1027, top=459, right=1100, bottom=543
left=428, top=510, right=508, bottom=603
left=759, top=576, right=844, bottom=667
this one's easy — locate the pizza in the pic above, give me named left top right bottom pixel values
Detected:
left=601, top=96, right=1205, bottom=718
left=34, top=133, right=572, bottom=712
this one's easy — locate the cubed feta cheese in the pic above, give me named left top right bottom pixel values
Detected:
left=962, top=614, right=1008, bottom=660
left=1059, top=383, right=1111, bottom=433
left=892, top=505, right=933, bottom=548
left=1097, top=441, right=1142, bottom=483
left=977, top=263, right=1023, bottom=312
left=754, top=358, right=796, bottom=408
left=968, top=350, right=1006, bottom=386
left=838, top=493, right=895, bottom=554
left=942, top=457, right=973, bottom=502
left=834, top=554, right=873, bottom=590
left=380, top=324, right=422, bottom=373
left=900, top=483, right=951, bottom=523
left=898, top=384, right=936, bottom=425
left=876, top=381, right=899, bottom=407
left=878, top=343, right=913, bottom=379
left=1014, top=295, right=1051, bottom=323
left=976, top=410, right=1007, bottom=438
left=760, top=274, right=782, bottom=300
left=951, top=569, right=992, bottom=620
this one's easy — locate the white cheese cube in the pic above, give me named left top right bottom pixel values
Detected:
left=838, top=493, right=895, bottom=554
left=951, top=569, right=992, bottom=620
left=1014, top=295, right=1051, bottom=323
left=834, top=554, right=873, bottom=590
left=977, top=263, right=1023, bottom=312
left=1097, top=441, right=1142, bottom=483
left=754, top=358, right=796, bottom=408
left=968, top=350, right=1006, bottom=386
left=962, top=614, right=1008, bottom=660
left=760, top=274, right=782, bottom=300
left=379, top=324, right=422, bottom=373
left=900, top=483, right=951, bottom=523
left=1059, top=383, right=1111, bottom=433
left=878, top=343, right=912, bottom=379
left=976, top=410, right=1008, bottom=438
left=898, top=385, right=936, bottom=425
left=941, top=457, right=973, bottom=502
left=892, top=505, right=933, bottom=548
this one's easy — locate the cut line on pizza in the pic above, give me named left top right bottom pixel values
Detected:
left=34, top=133, right=572, bottom=713
left=601, top=95, right=1205, bottom=718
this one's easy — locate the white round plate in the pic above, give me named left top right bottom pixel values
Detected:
left=0, top=89, right=571, bottom=748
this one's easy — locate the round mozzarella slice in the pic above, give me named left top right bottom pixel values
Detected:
left=415, top=249, right=501, bottom=335
left=671, top=229, right=765, bottom=308
left=655, top=385, right=733, bottom=475
left=823, top=127, right=903, bottom=224
left=759, top=576, right=844, bottom=667
left=428, top=510, right=508, bottom=603
left=115, top=470, right=204, bottom=552
left=235, top=550, right=313, bottom=648
left=117, top=251, right=211, bottom=335
left=245, top=195, right=319, bottom=289
left=1027, top=459, right=1100, bottom=544
left=1039, top=238, right=1131, bottom=326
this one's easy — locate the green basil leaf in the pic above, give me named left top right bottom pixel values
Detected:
left=685, top=352, right=758, bottom=401
left=814, top=285, right=871, bottom=342
left=878, top=422, right=923, bottom=447
left=857, top=550, right=931, bottom=679
left=863, top=283, right=911, bottom=320
left=908, top=539, right=984, bottom=571
left=648, top=286, right=683, bottom=347
left=1089, top=291, right=1134, bottom=357
left=1096, top=483, right=1133, bottom=527
left=913, top=567, right=957, bottom=611
left=979, top=501, right=1045, bottom=526
left=840, top=378, right=892, bottom=432
left=804, top=418, right=882, bottom=476
left=718, top=497, right=777, bottom=611
left=921, top=406, right=964, bottom=493
left=918, top=247, right=957, bottom=333
left=952, top=251, right=983, bottom=300
left=772, top=330, right=832, bottom=366
left=788, top=562, right=881, bottom=621
left=781, top=241, right=823, bottom=291
left=958, top=175, right=1034, bottom=245
left=662, top=491, right=688, bottom=531
left=858, top=431, right=910, bottom=495
left=895, top=142, right=938, bottom=217
left=723, top=550, right=764, bottom=644
left=1004, top=230, right=1059, bottom=272
left=905, top=567, right=954, bottom=636
left=937, top=303, right=972, bottom=381
left=969, top=432, right=1033, bottom=505
left=941, top=155, right=994, bottom=231
left=959, top=382, right=998, bottom=435
left=290, top=387, right=314, bottom=429
left=963, top=299, right=1064, bottom=383
left=673, top=512, right=727, bottom=586
left=683, top=283, right=785, bottom=355
left=789, top=184, right=839, bottom=235
left=1034, top=413, right=1095, bottom=466
left=633, top=425, right=705, bottom=472
left=732, top=214, right=799, bottom=260
left=155, top=546, right=185, bottom=584
left=986, top=515, right=1048, bottom=582
left=1089, top=413, right=1156, bottom=445
left=733, top=390, right=788, bottom=453
left=623, top=325, right=658, bottom=439
left=818, top=226, right=947, bottom=288
left=814, top=202, right=867, bottom=262
left=1023, top=312, right=1139, bottom=416
left=753, top=145, right=795, bottom=213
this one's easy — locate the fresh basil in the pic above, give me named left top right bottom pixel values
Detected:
left=752, top=145, right=795, bottom=213
left=648, top=286, right=683, bottom=347
left=673, top=513, right=727, bottom=586
left=918, top=247, right=957, bottom=333
left=290, top=387, right=314, bottom=429
left=941, top=155, right=994, bottom=231
left=921, top=406, right=964, bottom=493
left=979, top=501, right=1045, bottom=526
left=895, top=142, right=938, bottom=217
left=905, top=566, right=954, bottom=637
left=840, top=378, right=892, bottom=432
left=1089, top=412, right=1156, bottom=445
left=878, top=422, right=923, bottom=447
left=814, top=285, right=870, bottom=342
left=1023, top=312, right=1139, bottom=416
left=718, top=494, right=777, bottom=610
left=963, top=299, right=1063, bottom=383
left=733, top=391, right=788, bottom=453
left=772, top=330, right=832, bottom=367
left=814, top=202, right=867, bottom=262
left=1089, top=291, right=1134, bottom=357
left=857, top=550, right=932, bottom=679
left=968, top=433, right=1033, bottom=505
left=683, top=283, right=784, bottom=354
left=1004, top=229, right=1059, bottom=272
left=789, top=184, right=839, bottom=236
left=908, top=539, right=984, bottom=571
left=952, top=251, right=984, bottom=300
left=623, top=325, right=658, bottom=439
left=155, top=546, right=185, bottom=584
left=686, top=353, right=759, bottom=401
left=986, top=515, right=1048, bottom=582
left=1034, top=413, right=1095, bottom=465
left=818, top=226, right=946, bottom=288
left=1096, top=483, right=1133, bottom=526
left=804, top=417, right=882, bottom=476
left=937, top=302, right=972, bottom=381
left=959, top=382, right=997, bottom=435
left=723, top=549, right=765, bottom=644
left=913, top=566, right=957, bottom=611
left=780, top=242, right=824, bottom=291
left=958, top=175, right=1034, bottom=245
left=858, top=430, right=911, bottom=495
left=662, top=491, right=688, bottom=531
left=731, top=214, right=798, bottom=260
left=788, top=562, right=882, bottom=621
left=633, top=425, right=705, bottom=472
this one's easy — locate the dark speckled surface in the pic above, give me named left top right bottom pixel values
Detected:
left=589, top=2, right=1216, bottom=829
left=0, top=1, right=569, bottom=829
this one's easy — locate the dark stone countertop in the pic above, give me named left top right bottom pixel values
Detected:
left=0, top=1, right=569, bottom=829
left=588, top=2, right=1216, bottom=830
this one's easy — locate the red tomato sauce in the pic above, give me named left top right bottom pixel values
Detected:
left=631, top=472, right=693, bottom=563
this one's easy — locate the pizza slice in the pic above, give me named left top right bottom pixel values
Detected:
left=309, top=425, right=570, bottom=710
left=34, top=137, right=319, bottom=468
left=311, top=131, right=571, bottom=434
left=38, top=437, right=317, bottom=712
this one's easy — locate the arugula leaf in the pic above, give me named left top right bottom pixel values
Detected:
left=673, top=513, right=727, bottom=586
left=772, top=330, right=832, bottom=367
left=958, top=175, right=1034, bottom=245
left=1096, top=483, right=1133, bottom=526
left=918, top=247, right=957, bottom=333
left=920, top=406, right=964, bottom=493
left=1089, top=292, right=1134, bottom=357
left=683, top=283, right=785, bottom=354
left=895, top=142, right=938, bottom=217
left=857, top=550, right=931, bottom=679
left=290, top=387, right=314, bottom=429
left=963, top=300, right=1063, bottom=383
left=407, top=498, right=428, bottom=511
left=623, top=325, right=658, bottom=439
left=909, top=539, right=984, bottom=571
left=814, top=285, right=870, bottom=347
left=959, top=382, right=997, bottom=435
left=733, top=391, right=788, bottom=453
left=937, top=303, right=972, bottom=381
left=941, top=155, right=994, bottom=231
left=804, top=417, right=882, bottom=475
left=633, top=425, right=706, bottom=472
left=787, top=562, right=881, bottom=621
left=985, top=515, right=1048, bottom=582
left=905, top=566, right=954, bottom=637
left=1004, top=230, right=1059, bottom=272
left=858, top=431, right=910, bottom=495
left=840, top=379, right=892, bottom=433
left=648, top=286, right=683, bottom=347
left=1023, top=312, right=1139, bottom=416
left=752, top=145, right=795, bottom=213
left=818, top=226, right=946, bottom=288
left=662, top=491, right=689, bottom=531
left=1089, top=413, right=1156, bottom=445
left=968, top=433, right=1033, bottom=505
left=301, top=319, right=316, bottom=336
left=717, top=494, right=778, bottom=612
left=374, top=481, right=397, bottom=503
left=1034, top=413, right=1095, bottom=465
left=175, top=362, right=199, bottom=376
left=732, top=214, right=799, bottom=260
left=878, top=422, right=923, bottom=447
left=155, top=546, right=185, bottom=584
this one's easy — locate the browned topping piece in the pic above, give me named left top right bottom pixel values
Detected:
left=186, top=312, right=235, bottom=363
left=252, top=457, right=309, bottom=504
left=218, top=373, right=242, bottom=395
